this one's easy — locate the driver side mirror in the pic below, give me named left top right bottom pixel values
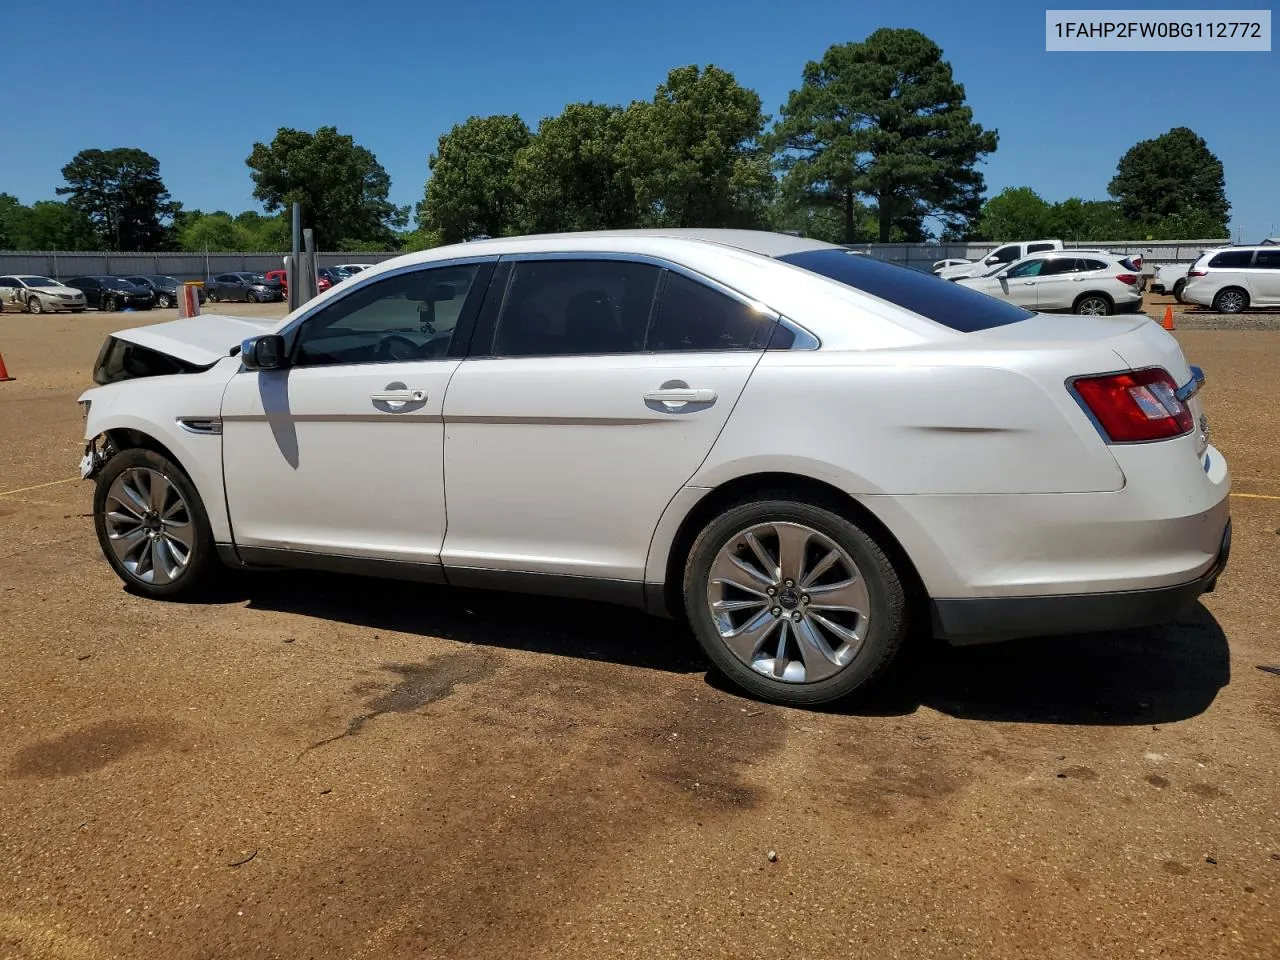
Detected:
left=240, top=335, right=288, bottom=371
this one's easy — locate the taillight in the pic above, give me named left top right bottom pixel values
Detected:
left=1116, top=273, right=1138, bottom=285
left=1188, top=269, right=1207, bottom=277
left=1071, top=368, right=1194, bottom=442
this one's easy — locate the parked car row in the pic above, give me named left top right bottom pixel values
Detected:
left=0, top=274, right=213, bottom=313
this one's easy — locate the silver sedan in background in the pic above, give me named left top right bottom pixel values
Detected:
left=0, top=275, right=88, bottom=314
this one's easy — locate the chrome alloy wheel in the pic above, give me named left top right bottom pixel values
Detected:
left=705, top=522, right=870, bottom=683
left=103, top=467, right=194, bottom=585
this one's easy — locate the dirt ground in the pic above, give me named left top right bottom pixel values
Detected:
left=0, top=303, right=1277, bottom=960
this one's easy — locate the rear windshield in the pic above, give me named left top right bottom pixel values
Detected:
left=776, top=249, right=1035, bottom=332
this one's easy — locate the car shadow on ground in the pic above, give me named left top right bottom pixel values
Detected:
left=226, top=572, right=1230, bottom=726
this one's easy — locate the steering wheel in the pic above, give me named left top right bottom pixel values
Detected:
left=374, top=334, right=423, bottom=363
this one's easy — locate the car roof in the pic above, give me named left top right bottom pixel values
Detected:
left=447, top=228, right=841, bottom=259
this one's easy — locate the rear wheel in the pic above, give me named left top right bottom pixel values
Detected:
left=207, top=289, right=219, bottom=303
left=1213, top=287, right=1248, bottom=314
left=93, top=448, right=220, bottom=600
left=26, top=296, right=42, bottom=314
left=1172, top=278, right=1187, bottom=303
left=683, top=497, right=908, bottom=706
left=1074, top=294, right=1112, bottom=316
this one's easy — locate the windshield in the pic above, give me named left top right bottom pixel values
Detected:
left=776, top=248, right=1034, bottom=333
left=149, top=275, right=179, bottom=285
left=23, top=276, right=58, bottom=287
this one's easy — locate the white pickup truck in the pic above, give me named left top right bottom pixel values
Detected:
left=935, top=240, right=1064, bottom=280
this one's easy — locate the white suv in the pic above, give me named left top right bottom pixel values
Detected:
left=957, top=251, right=1144, bottom=315
left=76, top=229, right=1230, bottom=707
left=1182, top=246, right=1280, bottom=313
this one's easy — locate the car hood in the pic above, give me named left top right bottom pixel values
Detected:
left=109, top=313, right=281, bottom=366
left=35, top=284, right=84, bottom=297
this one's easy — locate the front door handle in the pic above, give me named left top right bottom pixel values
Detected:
left=370, top=389, right=426, bottom=403
left=644, top=388, right=717, bottom=406
left=1021, top=281, right=1035, bottom=286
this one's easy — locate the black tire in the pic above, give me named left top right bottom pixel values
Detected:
left=26, top=296, right=42, bottom=314
left=682, top=496, right=909, bottom=707
left=247, top=290, right=259, bottom=303
left=93, top=448, right=221, bottom=600
left=102, top=295, right=117, bottom=312
left=1074, top=293, right=1112, bottom=316
left=207, top=289, right=219, bottom=303
left=155, top=293, right=172, bottom=308
left=1213, top=287, right=1248, bottom=314
left=1172, top=278, right=1187, bottom=304
left=71, top=308, right=85, bottom=313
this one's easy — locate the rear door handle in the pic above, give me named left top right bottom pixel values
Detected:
left=644, top=388, right=717, bottom=405
left=370, top=389, right=426, bottom=403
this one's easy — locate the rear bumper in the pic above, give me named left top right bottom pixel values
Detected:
left=933, top=518, right=1231, bottom=645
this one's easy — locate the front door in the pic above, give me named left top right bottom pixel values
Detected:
left=220, top=259, right=493, bottom=565
left=441, top=257, right=777, bottom=585
left=999, top=258, right=1047, bottom=309
left=1249, top=248, right=1280, bottom=305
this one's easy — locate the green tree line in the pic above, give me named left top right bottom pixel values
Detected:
left=0, top=31, right=1230, bottom=253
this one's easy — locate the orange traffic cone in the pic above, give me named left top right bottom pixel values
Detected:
left=1160, top=306, right=1176, bottom=331
left=0, top=349, right=13, bottom=382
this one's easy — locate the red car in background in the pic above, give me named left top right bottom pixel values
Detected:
left=263, top=269, right=332, bottom=299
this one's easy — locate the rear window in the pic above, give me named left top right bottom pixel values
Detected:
left=776, top=249, right=1034, bottom=332
left=1209, top=250, right=1254, bottom=268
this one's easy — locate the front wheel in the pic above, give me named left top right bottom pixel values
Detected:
left=207, top=289, right=219, bottom=303
left=102, top=295, right=117, bottom=312
left=683, top=497, right=908, bottom=706
left=1074, top=294, right=1112, bottom=316
left=26, top=296, right=43, bottom=314
left=247, top=290, right=259, bottom=303
left=155, top=293, right=172, bottom=308
left=93, top=448, right=220, bottom=600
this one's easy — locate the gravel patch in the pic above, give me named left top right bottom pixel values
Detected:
left=1144, top=311, right=1280, bottom=331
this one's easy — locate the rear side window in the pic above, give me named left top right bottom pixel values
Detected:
left=1255, top=249, right=1280, bottom=268
left=1209, top=250, right=1254, bottom=268
left=1080, top=259, right=1110, bottom=271
left=493, top=260, right=659, bottom=357
left=647, top=272, right=771, bottom=352
left=777, top=249, right=1034, bottom=332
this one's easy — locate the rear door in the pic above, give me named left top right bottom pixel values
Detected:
left=440, top=255, right=778, bottom=586
left=1249, top=248, right=1280, bottom=305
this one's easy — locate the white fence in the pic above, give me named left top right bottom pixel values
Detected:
left=0, top=238, right=1230, bottom=281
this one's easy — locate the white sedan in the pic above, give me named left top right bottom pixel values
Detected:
left=76, top=229, right=1230, bottom=707
left=958, top=251, right=1145, bottom=315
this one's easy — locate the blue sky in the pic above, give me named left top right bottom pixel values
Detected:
left=2, top=0, right=1276, bottom=241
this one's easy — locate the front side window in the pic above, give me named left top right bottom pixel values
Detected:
left=989, top=245, right=1020, bottom=264
left=1006, top=259, right=1046, bottom=278
left=492, top=260, right=659, bottom=357
left=1027, top=243, right=1057, bottom=254
left=1255, top=249, right=1280, bottom=268
left=292, top=262, right=484, bottom=366
left=0, top=277, right=17, bottom=287
left=1209, top=250, right=1254, bottom=268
